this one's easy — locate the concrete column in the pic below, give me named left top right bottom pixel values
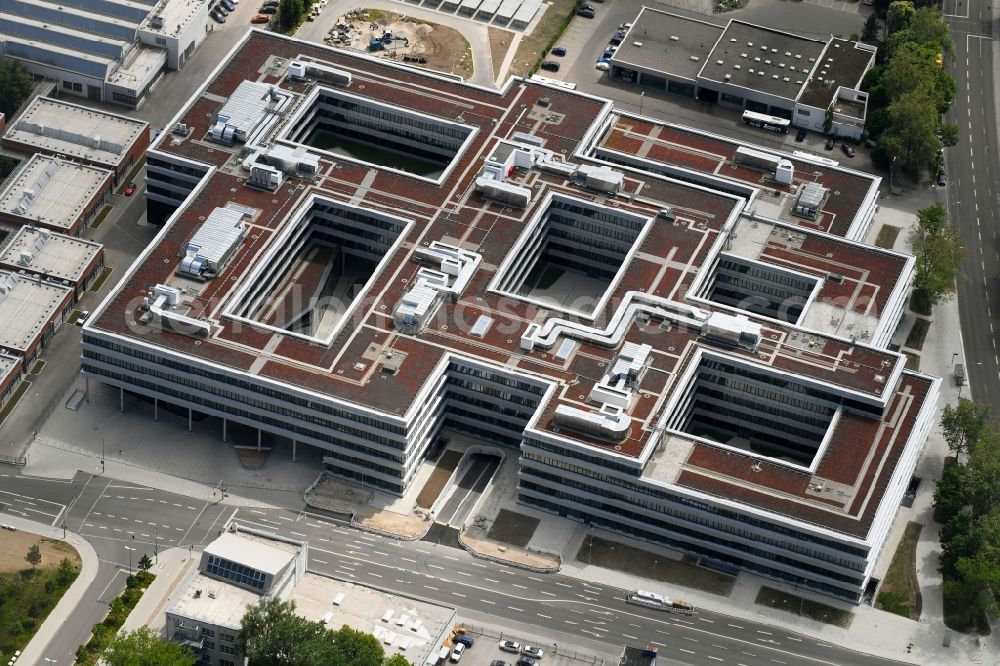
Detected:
left=154, top=397, right=159, bottom=422
left=292, top=439, right=297, bottom=463
left=85, top=376, right=90, bottom=403
left=188, top=407, right=192, bottom=432
left=257, top=429, right=262, bottom=452
left=120, top=386, right=124, bottom=412
left=222, top=418, right=227, bottom=443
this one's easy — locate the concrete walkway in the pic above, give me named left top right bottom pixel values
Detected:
left=119, top=547, right=200, bottom=635
left=5, top=515, right=100, bottom=666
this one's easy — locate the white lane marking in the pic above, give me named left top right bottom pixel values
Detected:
left=555, top=582, right=572, bottom=587
left=538, top=613, right=552, bottom=619
left=424, top=585, right=438, bottom=591
left=484, top=578, right=499, bottom=583
left=452, top=592, right=466, bottom=598
left=728, top=623, right=744, bottom=629
left=313, top=558, right=328, bottom=564
left=481, top=599, right=495, bottom=604
left=509, top=606, right=524, bottom=612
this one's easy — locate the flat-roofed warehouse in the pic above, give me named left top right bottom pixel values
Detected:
left=610, top=8, right=876, bottom=139
left=0, top=226, right=105, bottom=299
left=0, top=0, right=209, bottom=108
left=2, top=97, right=149, bottom=185
left=85, top=29, right=938, bottom=605
left=0, top=154, right=114, bottom=236
left=0, top=270, right=73, bottom=363
left=0, top=351, right=22, bottom=411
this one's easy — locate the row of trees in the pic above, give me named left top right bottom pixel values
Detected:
left=934, top=399, right=1000, bottom=631
left=860, top=2, right=957, bottom=176
left=908, top=203, right=964, bottom=311
left=98, top=597, right=413, bottom=666
left=277, top=0, right=313, bottom=33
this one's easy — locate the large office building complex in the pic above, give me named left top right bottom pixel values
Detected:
left=83, top=29, right=939, bottom=603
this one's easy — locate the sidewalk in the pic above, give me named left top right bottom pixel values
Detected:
left=6, top=515, right=100, bottom=666
left=119, top=547, right=201, bottom=635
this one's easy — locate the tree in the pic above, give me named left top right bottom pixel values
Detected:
left=277, top=0, right=304, bottom=32
left=887, top=1, right=915, bottom=34
left=823, top=107, right=834, bottom=134
left=882, top=86, right=942, bottom=169
left=905, top=8, right=955, bottom=57
left=383, top=655, right=412, bottom=666
left=0, top=58, right=32, bottom=119
left=137, top=554, right=153, bottom=572
left=941, top=399, right=991, bottom=457
left=103, top=626, right=196, bottom=666
left=963, top=430, right=1000, bottom=518
left=237, top=597, right=323, bottom=665
left=25, top=544, right=41, bottom=570
left=939, top=123, right=959, bottom=147
left=908, top=202, right=964, bottom=308
left=934, top=459, right=967, bottom=524
left=56, top=557, right=77, bottom=585
left=862, top=14, right=880, bottom=44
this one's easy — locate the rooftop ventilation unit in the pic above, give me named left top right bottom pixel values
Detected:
left=149, top=15, right=165, bottom=29
left=716, top=60, right=724, bottom=65
left=724, top=73, right=731, bottom=81
left=247, top=164, right=282, bottom=191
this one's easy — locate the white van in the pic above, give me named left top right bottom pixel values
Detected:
left=449, top=643, right=465, bottom=663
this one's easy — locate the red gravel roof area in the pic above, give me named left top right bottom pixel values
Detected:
left=599, top=116, right=880, bottom=237
left=92, top=32, right=932, bottom=518
left=674, top=372, right=933, bottom=538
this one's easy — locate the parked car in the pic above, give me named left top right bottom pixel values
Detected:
left=261, top=0, right=278, bottom=5
left=580, top=3, right=595, bottom=9
left=251, top=13, right=270, bottom=22
left=76, top=310, right=90, bottom=326
left=214, top=4, right=229, bottom=15
left=455, top=634, right=474, bottom=648
left=499, top=640, right=521, bottom=653
left=540, top=60, right=560, bottom=72
left=220, top=0, right=236, bottom=10
left=210, top=9, right=226, bottom=21
left=259, top=5, right=277, bottom=13
left=491, top=661, right=510, bottom=666
left=937, top=170, right=947, bottom=186
left=825, top=137, right=835, bottom=150
left=840, top=143, right=855, bottom=158
left=550, top=46, right=566, bottom=56
left=123, top=182, right=137, bottom=196
left=795, top=128, right=807, bottom=142
left=577, top=8, right=595, bottom=17
left=450, top=643, right=465, bottom=663
left=619, top=22, right=632, bottom=29
left=521, top=646, right=544, bottom=659
left=516, top=658, right=538, bottom=666
left=595, top=61, right=610, bottom=71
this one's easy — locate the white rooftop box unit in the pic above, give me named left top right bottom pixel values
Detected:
left=702, top=311, right=762, bottom=350
left=475, top=176, right=532, bottom=207
left=248, top=164, right=282, bottom=191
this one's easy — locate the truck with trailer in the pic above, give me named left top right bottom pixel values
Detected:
left=626, top=589, right=696, bottom=614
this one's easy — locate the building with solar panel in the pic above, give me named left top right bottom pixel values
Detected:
left=0, top=0, right=209, bottom=108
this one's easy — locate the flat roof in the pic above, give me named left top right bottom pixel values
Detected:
left=108, top=46, right=168, bottom=89
left=203, top=531, right=297, bottom=576
left=0, top=155, right=111, bottom=230
left=169, top=570, right=261, bottom=630
left=700, top=20, right=827, bottom=100
left=799, top=39, right=875, bottom=109
left=612, top=8, right=724, bottom=80
left=140, top=0, right=205, bottom=35
left=4, top=97, right=148, bottom=165
left=290, top=573, right=454, bottom=666
left=0, top=271, right=72, bottom=353
left=89, top=30, right=932, bottom=541
left=0, top=227, right=103, bottom=283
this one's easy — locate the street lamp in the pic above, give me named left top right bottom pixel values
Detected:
left=125, top=535, right=136, bottom=572
left=639, top=91, right=645, bottom=117
left=94, top=426, right=104, bottom=474
left=153, top=523, right=158, bottom=564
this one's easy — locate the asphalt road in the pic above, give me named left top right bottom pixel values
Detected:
left=233, top=507, right=915, bottom=666
left=436, top=453, right=500, bottom=526
left=943, top=0, right=1000, bottom=407
left=0, top=471, right=232, bottom=664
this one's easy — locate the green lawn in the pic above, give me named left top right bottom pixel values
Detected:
left=75, top=571, right=155, bottom=665
left=29, top=360, right=45, bottom=375
left=0, top=546, right=80, bottom=660
left=876, top=522, right=923, bottom=619
left=88, top=267, right=114, bottom=293
left=90, top=205, right=113, bottom=230
left=0, top=380, right=30, bottom=426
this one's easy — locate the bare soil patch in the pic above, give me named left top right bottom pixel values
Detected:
left=488, top=27, right=514, bottom=81
left=337, top=9, right=473, bottom=79
left=0, top=533, right=79, bottom=573
left=756, top=586, right=854, bottom=628
left=416, top=449, right=463, bottom=509
left=487, top=509, right=539, bottom=547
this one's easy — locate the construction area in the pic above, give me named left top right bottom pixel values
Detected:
left=324, top=9, right=473, bottom=79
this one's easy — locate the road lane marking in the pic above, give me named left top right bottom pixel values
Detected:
left=512, top=584, right=527, bottom=589
left=428, top=564, right=444, bottom=570
left=401, top=557, right=417, bottom=563
left=509, top=606, right=523, bottom=612
left=679, top=648, right=695, bottom=654
left=290, top=531, right=306, bottom=537
left=728, top=624, right=744, bottom=629
left=480, top=599, right=495, bottom=604
left=457, top=571, right=472, bottom=577
left=452, top=592, right=466, bottom=598
left=313, top=558, right=328, bottom=564
left=538, top=613, right=552, bottom=619
left=708, top=657, right=723, bottom=662
left=424, top=585, right=438, bottom=590
left=540, top=591, right=556, bottom=596
left=484, top=578, right=499, bottom=583
left=555, top=582, right=571, bottom=587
